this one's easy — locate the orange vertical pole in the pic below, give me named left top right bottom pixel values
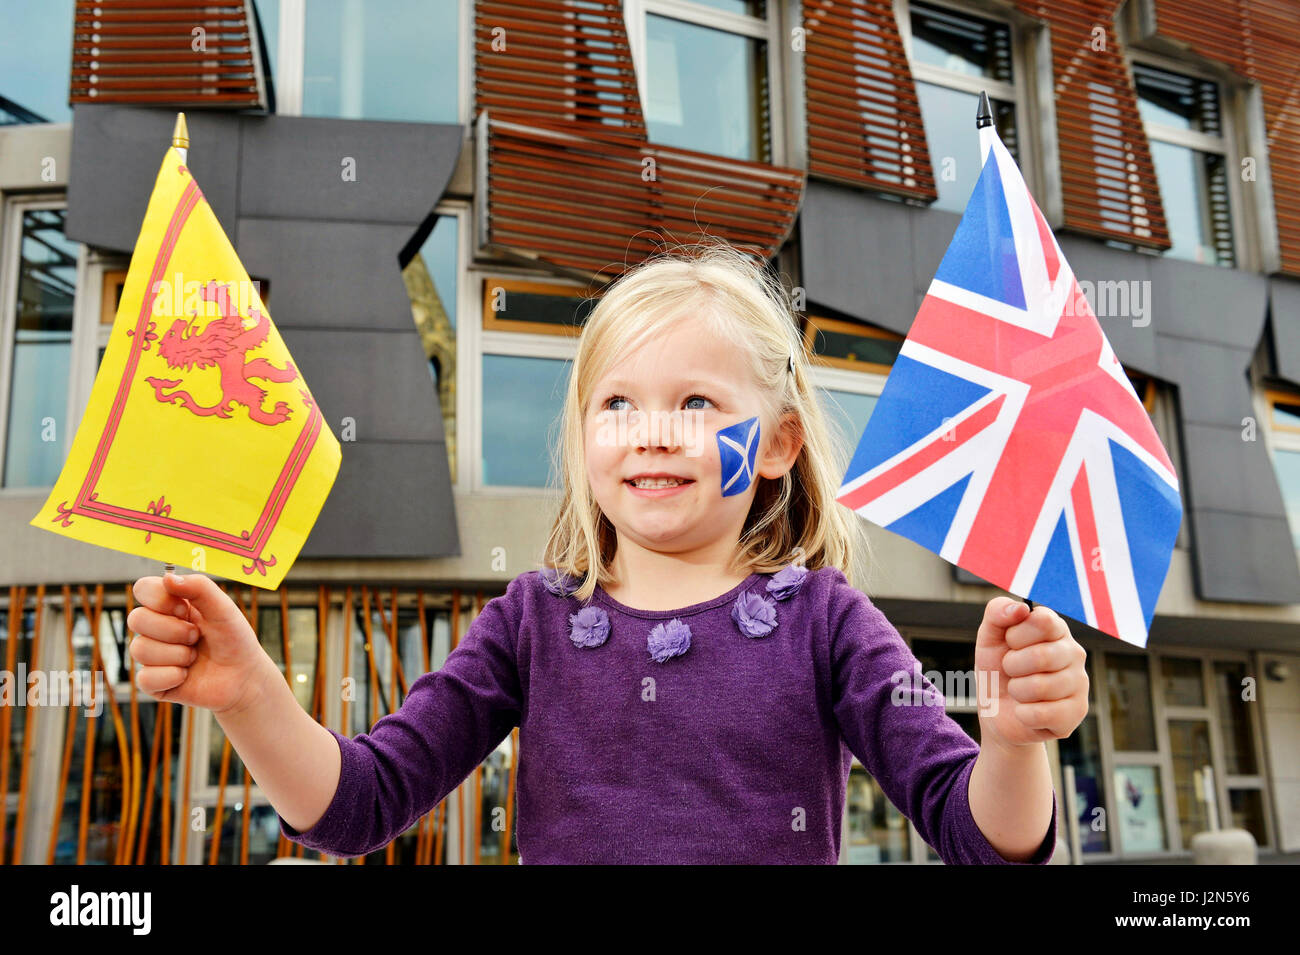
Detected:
left=12, top=584, right=45, bottom=865
left=122, top=584, right=143, bottom=866
left=135, top=694, right=164, bottom=864
left=47, top=587, right=79, bottom=865
left=0, top=585, right=24, bottom=864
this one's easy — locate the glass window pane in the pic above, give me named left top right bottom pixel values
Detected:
left=0, top=0, right=74, bottom=124
left=1059, top=712, right=1111, bottom=853
left=1149, top=141, right=1234, bottom=267
left=686, top=0, right=767, bottom=15
left=818, top=388, right=878, bottom=467
left=258, top=606, right=319, bottom=714
left=481, top=354, right=569, bottom=487
left=1106, top=653, right=1157, bottom=751
left=1273, top=400, right=1300, bottom=431
left=1134, top=63, right=1223, bottom=136
left=1272, top=448, right=1300, bottom=548
left=909, top=2, right=1014, bottom=82
left=1213, top=661, right=1257, bottom=775
left=1168, top=718, right=1213, bottom=848
left=1113, top=764, right=1167, bottom=852
left=5, top=208, right=76, bottom=489
left=1227, top=788, right=1267, bottom=846
left=645, top=14, right=768, bottom=162
left=917, top=82, right=1017, bottom=213
left=405, top=216, right=459, bottom=482
left=844, top=763, right=911, bottom=863
left=303, top=0, right=459, bottom=123
left=485, top=285, right=595, bottom=333
left=810, top=324, right=901, bottom=367
left=1161, top=656, right=1204, bottom=707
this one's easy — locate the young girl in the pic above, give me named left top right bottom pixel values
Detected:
left=128, top=241, right=1088, bottom=864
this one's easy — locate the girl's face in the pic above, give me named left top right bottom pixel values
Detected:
left=584, top=318, right=796, bottom=561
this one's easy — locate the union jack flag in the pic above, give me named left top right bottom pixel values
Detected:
left=836, top=116, right=1182, bottom=648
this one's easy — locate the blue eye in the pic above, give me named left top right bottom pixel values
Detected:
left=605, top=395, right=631, bottom=412
left=685, top=395, right=714, bottom=411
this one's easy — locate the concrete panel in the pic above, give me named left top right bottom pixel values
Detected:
left=1057, top=237, right=1159, bottom=375
left=300, top=440, right=460, bottom=558
left=236, top=217, right=419, bottom=330
left=1148, top=254, right=1269, bottom=350
left=65, top=105, right=241, bottom=252
left=1156, top=339, right=1254, bottom=427
left=237, top=115, right=462, bottom=223
left=278, top=328, right=442, bottom=443
left=1188, top=509, right=1300, bottom=603
left=1181, top=423, right=1291, bottom=518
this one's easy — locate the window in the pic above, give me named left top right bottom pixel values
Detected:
left=903, top=1, right=1021, bottom=213
left=1058, top=653, right=1111, bottom=853
left=843, top=762, right=911, bottom=863
left=805, top=314, right=895, bottom=468
left=1133, top=62, right=1235, bottom=268
left=261, top=0, right=462, bottom=121
left=477, top=277, right=591, bottom=489
left=1106, top=652, right=1157, bottom=752
left=0, top=0, right=74, bottom=124
left=0, top=201, right=78, bottom=489
left=1266, top=390, right=1300, bottom=548
left=625, top=0, right=777, bottom=162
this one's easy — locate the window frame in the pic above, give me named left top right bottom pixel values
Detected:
left=622, top=0, right=789, bottom=166
left=1262, top=387, right=1300, bottom=552
left=267, top=0, right=472, bottom=126
left=1128, top=49, right=1246, bottom=269
left=895, top=0, right=1039, bottom=202
left=0, top=194, right=88, bottom=495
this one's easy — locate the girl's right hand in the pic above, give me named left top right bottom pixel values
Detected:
left=128, top=572, right=275, bottom=714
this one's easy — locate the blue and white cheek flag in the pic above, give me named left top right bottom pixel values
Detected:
left=718, top=415, right=760, bottom=497
left=835, top=109, right=1182, bottom=649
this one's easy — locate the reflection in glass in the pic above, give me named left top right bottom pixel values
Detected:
left=0, top=0, right=74, bottom=123
left=1213, top=661, right=1256, bottom=775
left=303, top=0, right=459, bottom=123
left=844, top=763, right=910, bottom=863
left=1113, top=764, right=1166, bottom=852
left=404, top=216, right=459, bottom=482
left=1161, top=656, right=1204, bottom=707
left=258, top=606, right=319, bottom=714
left=645, top=15, right=768, bottom=162
left=481, top=354, right=570, bottom=487
left=1106, top=653, right=1157, bottom=751
left=916, top=83, right=1017, bottom=213
left=5, top=209, right=76, bottom=488
left=1168, top=718, right=1213, bottom=847
left=1149, top=141, right=1233, bottom=267
left=252, top=0, right=280, bottom=84
left=1227, top=788, right=1267, bottom=846
left=1059, top=712, right=1110, bottom=853
left=909, top=2, right=1013, bottom=82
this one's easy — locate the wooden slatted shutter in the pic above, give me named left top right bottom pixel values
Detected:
left=802, top=0, right=938, bottom=202
left=70, top=0, right=269, bottom=109
left=474, top=0, right=804, bottom=280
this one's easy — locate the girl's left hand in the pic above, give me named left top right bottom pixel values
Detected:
left=974, top=597, right=1089, bottom=749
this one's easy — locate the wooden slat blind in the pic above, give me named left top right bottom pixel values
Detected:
left=1150, top=0, right=1300, bottom=275
left=475, top=0, right=805, bottom=279
left=802, top=0, right=937, bottom=201
left=70, top=0, right=267, bottom=109
left=1015, top=0, right=1171, bottom=250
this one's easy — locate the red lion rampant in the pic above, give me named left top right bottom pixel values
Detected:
left=145, top=280, right=299, bottom=425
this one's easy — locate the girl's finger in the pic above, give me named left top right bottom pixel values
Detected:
left=130, top=635, right=197, bottom=668
left=136, top=665, right=187, bottom=697
left=127, top=605, right=200, bottom=646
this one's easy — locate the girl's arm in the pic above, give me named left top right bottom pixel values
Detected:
left=827, top=579, right=1058, bottom=864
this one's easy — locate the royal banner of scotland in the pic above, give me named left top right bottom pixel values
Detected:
left=30, top=146, right=341, bottom=590
left=836, top=119, right=1182, bottom=648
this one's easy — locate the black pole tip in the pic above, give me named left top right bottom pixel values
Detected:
left=976, top=90, right=993, bottom=129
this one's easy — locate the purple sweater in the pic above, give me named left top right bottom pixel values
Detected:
left=279, top=564, right=1057, bottom=863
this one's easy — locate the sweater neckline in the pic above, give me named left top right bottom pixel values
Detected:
left=591, top=572, right=766, bottom=619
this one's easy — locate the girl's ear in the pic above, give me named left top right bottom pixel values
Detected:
left=757, top=412, right=803, bottom=479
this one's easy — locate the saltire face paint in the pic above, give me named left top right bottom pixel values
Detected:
left=717, top=415, right=760, bottom=497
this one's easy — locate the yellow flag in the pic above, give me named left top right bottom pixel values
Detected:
left=31, top=146, right=341, bottom=590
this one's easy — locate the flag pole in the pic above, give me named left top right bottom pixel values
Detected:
left=163, top=112, right=188, bottom=586
left=975, top=91, right=1033, bottom=613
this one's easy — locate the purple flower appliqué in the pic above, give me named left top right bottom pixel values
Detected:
left=541, top=565, right=580, bottom=598
left=647, top=618, right=692, bottom=663
left=568, top=605, right=610, bottom=649
left=732, top=590, right=778, bottom=638
left=766, top=562, right=809, bottom=601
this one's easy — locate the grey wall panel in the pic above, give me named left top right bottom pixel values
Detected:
left=299, top=441, right=460, bottom=558
left=279, top=329, right=441, bottom=443
left=64, top=104, right=465, bottom=560
left=235, top=218, right=420, bottom=330
left=1270, top=276, right=1300, bottom=383
left=65, top=105, right=241, bottom=253
left=236, top=116, right=461, bottom=222
left=801, top=179, right=1300, bottom=604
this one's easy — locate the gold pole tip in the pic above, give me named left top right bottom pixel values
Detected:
left=171, top=112, right=189, bottom=150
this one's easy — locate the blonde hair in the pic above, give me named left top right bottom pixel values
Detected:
left=541, top=239, right=869, bottom=602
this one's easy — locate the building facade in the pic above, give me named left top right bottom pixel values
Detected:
left=0, top=0, right=1298, bottom=864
